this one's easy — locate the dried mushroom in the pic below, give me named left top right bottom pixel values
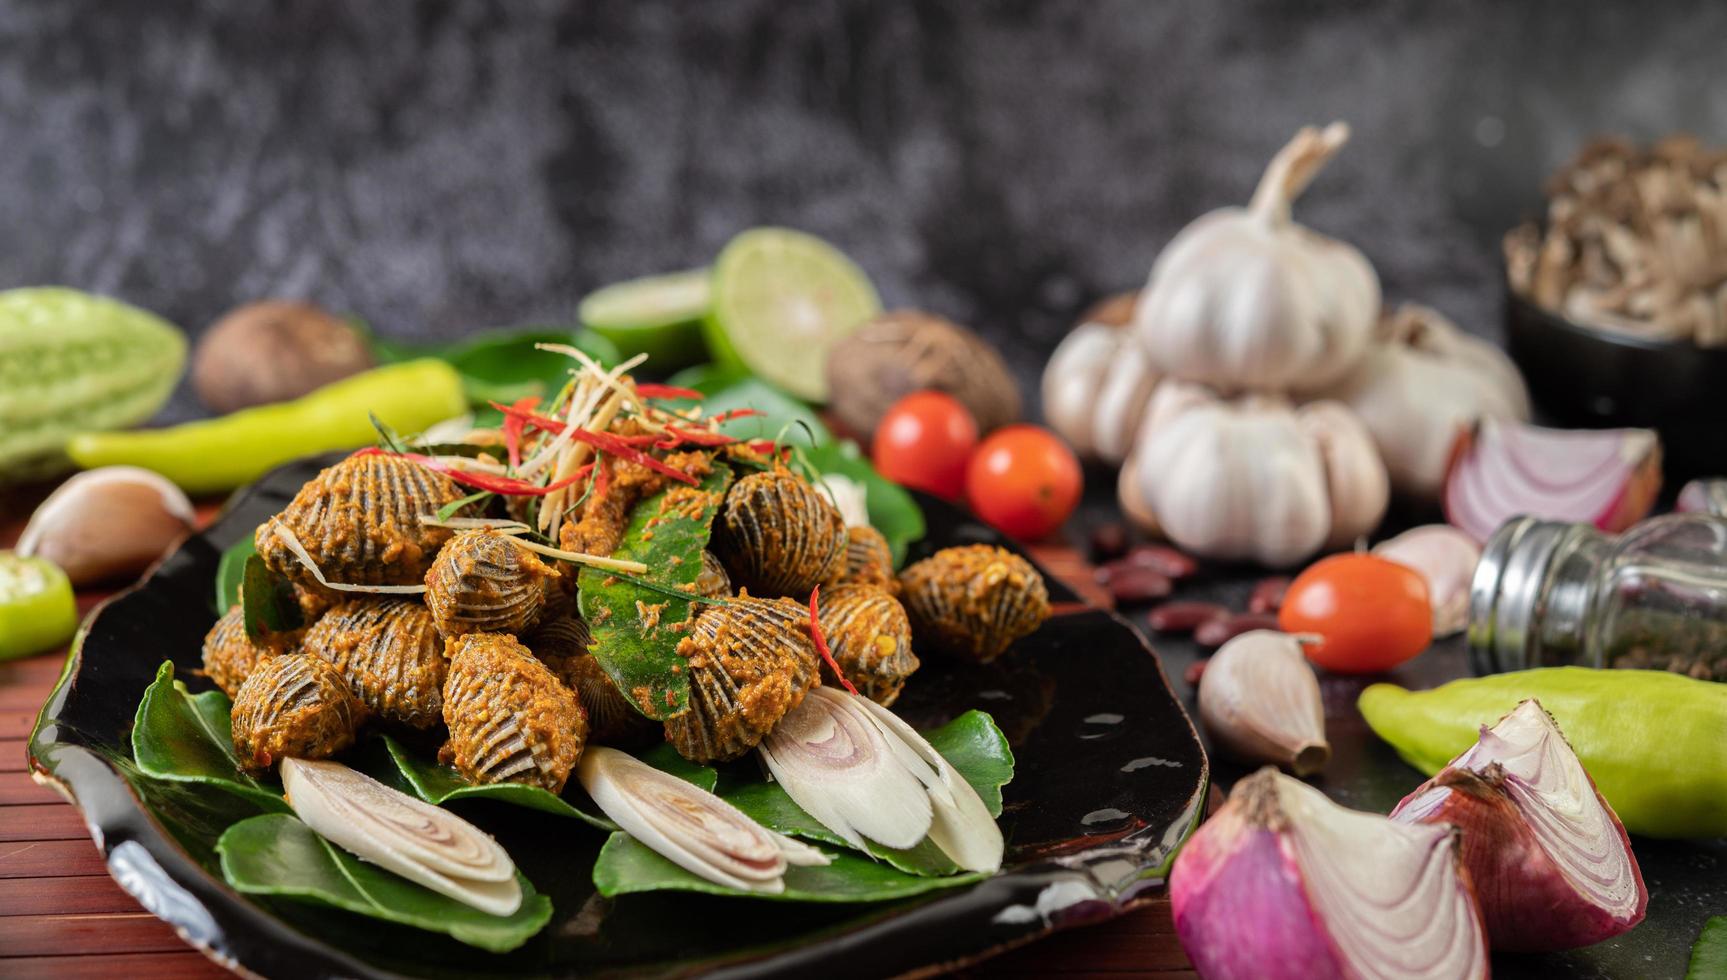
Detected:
left=817, top=584, right=920, bottom=706
left=201, top=605, right=300, bottom=698
left=824, top=310, right=1021, bottom=438
left=1505, top=135, right=1727, bottom=347
left=191, top=300, right=375, bottom=413
left=424, top=530, right=563, bottom=637
left=713, top=469, right=847, bottom=598
left=231, top=654, right=365, bottom=773
left=898, top=545, right=1050, bottom=663
left=664, top=596, right=820, bottom=763
left=823, top=525, right=898, bottom=594
left=257, top=451, right=471, bottom=587
left=441, top=632, right=588, bottom=793
left=302, top=598, right=446, bottom=731
left=527, top=616, right=656, bottom=745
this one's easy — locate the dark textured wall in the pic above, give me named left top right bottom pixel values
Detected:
left=4, top=0, right=1725, bottom=421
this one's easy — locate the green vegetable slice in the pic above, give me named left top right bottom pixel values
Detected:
left=719, top=710, right=1013, bottom=877
left=361, top=736, right=714, bottom=831
left=218, top=813, right=552, bottom=952
left=1691, top=916, right=1727, bottom=980
left=580, top=268, right=711, bottom=368
left=799, top=439, right=925, bottom=567
left=0, top=551, right=78, bottom=661
left=131, top=661, right=289, bottom=813
left=578, top=465, right=734, bottom=721
left=704, top=227, right=881, bottom=402
left=593, top=833, right=986, bottom=903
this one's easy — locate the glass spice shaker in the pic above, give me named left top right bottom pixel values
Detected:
left=1468, top=513, right=1727, bottom=681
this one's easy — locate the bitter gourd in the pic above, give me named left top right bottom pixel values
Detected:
left=0, top=287, right=185, bottom=482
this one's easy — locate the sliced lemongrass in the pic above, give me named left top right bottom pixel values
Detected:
left=759, top=687, right=935, bottom=852
left=511, top=537, right=647, bottom=575
left=416, top=515, right=532, bottom=533
left=579, top=747, right=828, bottom=893
left=282, top=759, right=523, bottom=916
left=271, top=524, right=428, bottom=594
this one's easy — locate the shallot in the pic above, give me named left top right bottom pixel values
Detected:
left=1373, top=525, right=1482, bottom=637
left=1391, top=699, right=1647, bottom=952
left=1197, top=631, right=1329, bottom=775
left=1443, top=418, right=1661, bottom=543
left=18, top=466, right=195, bottom=586
left=1171, top=767, right=1488, bottom=980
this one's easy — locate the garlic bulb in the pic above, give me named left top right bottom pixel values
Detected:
left=1318, top=304, right=1531, bottom=500
left=1040, top=293, right=1159, bottom=464
left=1198, top=631, right=1329, bottom=775
left=1133, top=123, right=1380, bottom=393
left=1120, top=381, right=1388, bottom=566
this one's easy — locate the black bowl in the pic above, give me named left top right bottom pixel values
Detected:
left=28, top=455, right=1208, bottom=979
left=1504, top=288, right=1727, bottom=483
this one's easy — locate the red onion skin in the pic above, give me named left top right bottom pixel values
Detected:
left=1392, top=767, right=1647, bottom=953
left=1442, top=423, right=1662, bottom=542
left=1171, top=824, right=1346, bottom=980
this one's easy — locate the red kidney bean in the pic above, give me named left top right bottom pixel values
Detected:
left=1100, top=566, right=1173, bottom=604
left=1124, top=544, right=1199, bottom=580
left=1088, top=523, right=1130, bottom=562
left=1146, top=601, right=1230, bottom=634
left=1194, top=612, right=1283, bottom=650
left=1248, top=576, right=1291, bottom=614
left=1183, top=658, right=1209, bottom=687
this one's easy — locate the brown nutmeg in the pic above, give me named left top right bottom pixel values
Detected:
left=192, top=300, right=374, bottom=412
left=824, top=310, right=1021, bottom=439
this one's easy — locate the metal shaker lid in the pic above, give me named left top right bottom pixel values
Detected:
left=1467, top=516, right=1573, bottom=675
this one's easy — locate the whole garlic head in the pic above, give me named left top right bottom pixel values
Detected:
left=1041, top=294, right=1160, bottom=464
left=1121, top=382, right=1388, bottom=567
left=1318, top=304, right=1531, bottom=500
left=1132, top=122, right=1380, bottom=393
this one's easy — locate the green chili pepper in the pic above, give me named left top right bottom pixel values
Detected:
left=0, top=552, right=78, bottom=661
left=1360, top=667, right=1727, bottom=839
left=65, top=359, right=467, bottom=494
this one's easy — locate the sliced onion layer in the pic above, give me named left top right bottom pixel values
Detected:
left=1443, top=418, right=1661, bottom=543
left=1171, top=767, right=1488, bottom=980
left=1392, top=699, right=1647, bottom=952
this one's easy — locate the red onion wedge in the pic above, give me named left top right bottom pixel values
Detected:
left=1373, top=525, right=1481, bottom=637
left=1443, top=418, right=1661, bottom=543
left=761, top=687, right=1004, bottom=873
left=1171, top=767, right=1488, bottom=980
left=1391, top=699, right=1647, bottom=952
left=578, top=747, right=828, bottom=894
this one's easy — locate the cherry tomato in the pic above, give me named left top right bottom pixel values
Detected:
left=1279, top=553, right=1433, bottom=674
left=871, top=391, right=978, bottom=500
left=964, top=424, right=1083, bottom=540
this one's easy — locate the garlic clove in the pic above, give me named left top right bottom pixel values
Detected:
left=1391, top=700, right=1647, bottom=952
left=1198, top=631, right=1329, bottom=775
left=1296, top=400, right=1389, bottom=551
left=1041, top=321, right=1120, bottom=457
left=1172, top=767, right=1489, bottom=980
left=18, top=466, right=196, bottom=586
left=1373, top=525, right=1481, bottom=636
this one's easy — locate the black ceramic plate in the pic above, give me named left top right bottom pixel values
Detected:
left=27, top=456, right=1208, bottom=979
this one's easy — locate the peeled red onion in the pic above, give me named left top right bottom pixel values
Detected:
left=1443, top=418, right=1661, bottom=543
left=1171, top=767, right=1488, bottom=980
left=1391, top=699, right=1647, bottom=952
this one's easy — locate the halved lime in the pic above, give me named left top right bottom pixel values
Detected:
left=578, top=268, right=711, bottom=368
left=704, top=228, right=881, bottom=402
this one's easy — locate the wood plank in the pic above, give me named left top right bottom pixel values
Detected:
left=0, top=709, right=39, bottom=739
left=0, top=875, right=145, bottom=917
left=0, top=803, right=87, bottom=842
left=0, top=952, right=229, bottom=980
left=1, top=739, right=30, bottom=772
left=0, top=770, right=62, bottom=805
left=0, top=839, right=108, bottom=878
left=0, top=652, right=70, bottom=687
left=0, top=912, right=196, bottom=956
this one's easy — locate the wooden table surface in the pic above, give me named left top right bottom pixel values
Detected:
left=0, top=501, right=1195, bottom=979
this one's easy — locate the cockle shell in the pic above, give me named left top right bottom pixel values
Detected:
left=823, top=525, right=898, bottom=595
left=230, top=654, right=366, bottom=773
left=817, top=584, right=919, bottom=706
left=441, top=632, right=587, bottom=793
left=201, top=605, right=302, bottom=698
left=713, top=469, right=847, bottom=598
left=257, top=451, right=471, bottom=587
left=897, top=545, right=1050, bottom=663
left=302, top=598, right=447, bottom=730
left=526, top=616, right=655, bottom=745
left=424, top=530, right=563, bottom=637
left=664, top=596, right=820, bottom=763
left=694, top=550, right=733, bottom=599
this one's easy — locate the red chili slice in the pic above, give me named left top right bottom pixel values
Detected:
left=353, top=447, right=592, bottom=496
left=501, top=395, right=540, bottom=469
left=634, top=383, right=704, bottom=401
left=807, top=586, right=859, bottom=697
